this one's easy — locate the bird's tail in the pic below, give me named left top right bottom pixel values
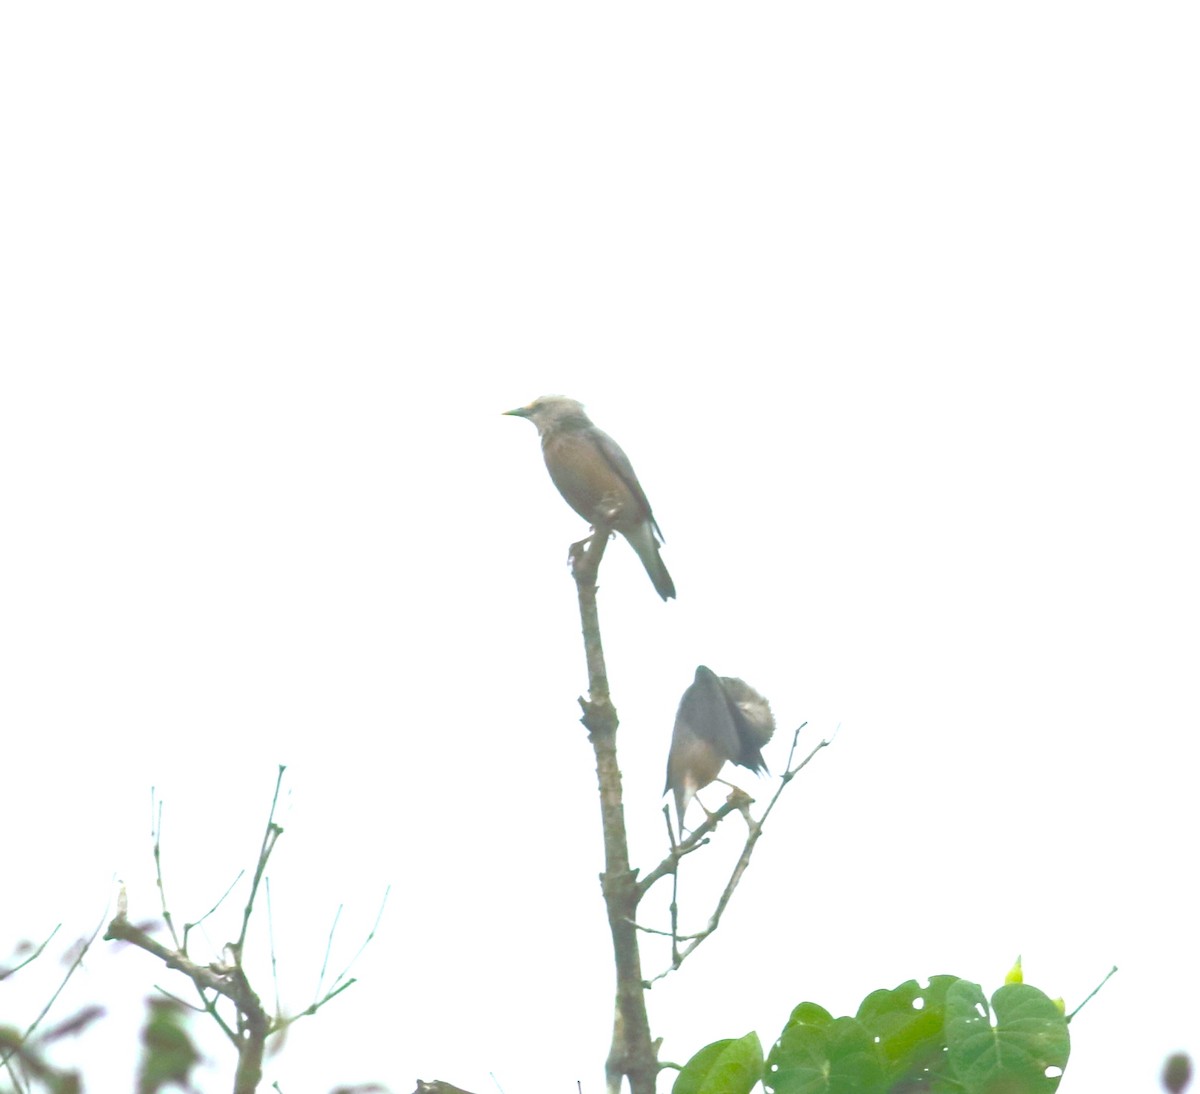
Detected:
left=625, top=523, right=676, bottom=600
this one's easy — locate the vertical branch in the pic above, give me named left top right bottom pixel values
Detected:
left=235, top=765, right=287, bottom=955
left=570, top=531, right=657, bottom=1094
left=231, top=966, right=268, bottom=1094
left=572, top=531, right=612, bottom=699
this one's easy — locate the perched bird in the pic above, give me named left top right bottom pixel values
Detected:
left=504, top=395, right=675, bottom=600
left=665, top=666, right=775, bottom=830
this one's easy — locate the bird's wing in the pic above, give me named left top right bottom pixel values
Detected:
left=718, top=676, right=775, bottom=774
left=681, top=666, right=742, bottom=754
left=587, top=426, right=663, bottom=541
left=665, top=667, right=741, bottom=794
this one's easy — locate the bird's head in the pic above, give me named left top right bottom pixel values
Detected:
left=504, top=395, right=591, bottom=436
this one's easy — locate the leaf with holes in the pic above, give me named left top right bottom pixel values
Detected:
left=855, top=975, right=957, bottom=1086
left=765, top=1012, right=886, bottom=1094
left=942, top=980, right=1070, bottom=1093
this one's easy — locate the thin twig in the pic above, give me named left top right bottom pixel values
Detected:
left=636, top=793, right=761, bottom=900
left=152, top=791, right=181, bottom=951
left=184, top=868, right=246, bottom=952
left=315, top=903, right=343, bottom=1000
left=0, top=924, right=61, bottom=981
left=290, top=977, right=359, bottom=1020
left=273, top=886, right=389, bottom=1033
left=328, top=886, right=390, bottom=993
left=663, top=807, right=682, bottom=968
left=669, top=845, right=681, bottom=969
left=267, top=877, right=282, bottom=1019
left=1067, top=965, right=1118, bottom=1022
left=755, top=724, right=826, bottom=831
left=627, top=922, right=703, bottom=942
left=2, top=902, right=110, bottom=1070
left=235, top=765, right=287, bottom=956
left=151, top=983, right=209, bottom=1015
left=0, top=1039, right=28, bottom=1094
left=149, top=789, right=242, bottom=1040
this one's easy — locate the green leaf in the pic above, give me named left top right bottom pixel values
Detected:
left=855, top=975, right=957, bottom=1086
left=674, top=1032, right=765, bottom=1094
left=137, top=998, right=202, bottom=1094
left=943, top=980, right=1070, bottom=1094
left=766, top=1014, right=886, bottom=1094
left=782, top=1002, right=835, bottom=1030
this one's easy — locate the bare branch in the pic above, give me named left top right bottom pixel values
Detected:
left=315, top=902, right=343, bottom=1001
left=107, top=912, right=271, bottom=1094
left=118, top=773, right=291, bottom=1091
left=234, top=765, right=288, bottom=958
left=149, top=789, right=244, bottom=1041
left=635, top=797, right=743, bottom=899
left=568, top=527, right=658, bottom=1094
left=106, top=915, right=240, bottom=998
left=151, top=983, right=211, bottom=1015
left=184, top=868, right=246, bottom=952
left=273, top=886, right=389, bottom=1034
left=755, top=724, right=829, bottom=831
left=1067, top=965, right=1118, bottom=1022
left=627, top=921, right=703, bottom=942
left=569, top=529, right=612, bottom=703
left=327, top=885, right=390, bottom=995
left=152, top=790, right=181, bottom=951
left=643, top=725, right=833, bottom=982
left=114, top=768, right=383, bottom=1091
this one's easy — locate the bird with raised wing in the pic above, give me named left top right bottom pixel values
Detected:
left=665, top=665, right=775, bottom=830
left=505, top=395, right=675, bottom=600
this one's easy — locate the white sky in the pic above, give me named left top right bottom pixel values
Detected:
left=2, top=4, right=1196, bottom=1093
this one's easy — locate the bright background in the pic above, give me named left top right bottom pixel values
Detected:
left=2, top=5, right=1196, bottom=1092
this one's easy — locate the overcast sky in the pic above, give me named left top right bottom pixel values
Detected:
left=2, top=5, right=1197, bottom=1093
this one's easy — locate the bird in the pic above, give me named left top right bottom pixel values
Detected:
left=504, top=395, right=675, bottom=600
left=665, top=665, right=775, bottom=831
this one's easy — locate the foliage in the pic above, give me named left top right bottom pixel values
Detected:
left=1, top=994, right=202, bottom=1094
left=673, top=975, right=1072, bottom=1094
left=137, top=999, right=202, bottom=1094
left=671, top=1033, right=765, bottom=1094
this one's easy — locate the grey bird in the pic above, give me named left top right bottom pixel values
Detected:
left=504, top=395, right=675, bottom=600
left=665, top=666, right=775, bottom=829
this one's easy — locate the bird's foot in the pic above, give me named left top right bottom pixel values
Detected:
left=714, top=779, right=755, bottom=810
left=568, top=537, right=591, bottom=568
